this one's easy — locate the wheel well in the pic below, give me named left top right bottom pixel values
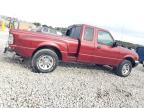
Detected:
left=125, top=57, right=135, bottom=67
left=32, top=46, right=62, bottom=60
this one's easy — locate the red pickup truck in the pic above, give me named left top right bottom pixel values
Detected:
left=5, top=24, right=139, bottom=77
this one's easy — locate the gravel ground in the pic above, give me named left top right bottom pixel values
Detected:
left=0, top=32, right=144, bottom=108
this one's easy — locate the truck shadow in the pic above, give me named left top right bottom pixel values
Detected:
left=59, top=62, right=115, bottom=75
left=22, top=59, right=115, bottom=75
left=3, top=54, right=115, bottom=75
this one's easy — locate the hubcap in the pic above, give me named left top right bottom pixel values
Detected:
left=122, top=64, right=130, bottom=75
left=37, top=55, right=54, bottom=70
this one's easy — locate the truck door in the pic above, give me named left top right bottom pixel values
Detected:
left=77, top=26, right=96, bottom=63
left=94, top=30, right=121, bottom=65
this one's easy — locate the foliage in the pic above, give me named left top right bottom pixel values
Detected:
left=55, top=27, right=67, bottom=35
left=33, top=22, right=41, bottom=27
left=116, top=40, right=143, bottom=49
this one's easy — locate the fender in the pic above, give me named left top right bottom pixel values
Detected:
left=123, top=55, right=135, bottom=61
left=33, top=41, right=68, bottom=61
left=122, top=55, right=136, bottom=67
left=37, top=41, right=67, bottom=52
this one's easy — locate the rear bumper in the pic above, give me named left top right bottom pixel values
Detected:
left=4, top=47, right=13, bottom=53
left=4, top=45, right=35, bottom=57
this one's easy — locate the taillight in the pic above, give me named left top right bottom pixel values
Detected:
left=8, top=33, right=14, bottom=44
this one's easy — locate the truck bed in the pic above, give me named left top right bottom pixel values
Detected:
left=10, top=29, right=79, bottom=59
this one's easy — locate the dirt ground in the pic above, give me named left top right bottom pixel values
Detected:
left=0, top=32, right=144, bottom=108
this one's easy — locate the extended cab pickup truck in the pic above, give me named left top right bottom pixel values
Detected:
left=5, top=24, right=139, bottom=77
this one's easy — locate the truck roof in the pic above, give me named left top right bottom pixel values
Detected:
left=69, top=24, right=108, bottom=31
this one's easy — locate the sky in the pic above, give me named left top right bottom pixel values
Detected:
left=0, top=0, right=144, bottom=45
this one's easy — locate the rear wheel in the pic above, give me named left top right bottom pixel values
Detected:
left=31, top=49, right=59, bottom=73
left=115, top=60, right=132, bottom=77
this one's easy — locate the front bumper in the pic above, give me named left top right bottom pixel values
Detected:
left=4, top=44, right=35, bottom=58
left=134, top=60, right=139, bottom=67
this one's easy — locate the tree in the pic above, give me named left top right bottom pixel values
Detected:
left=42, top=24, right=48, bottom=27
left=33, top=22, right=41, bottom=27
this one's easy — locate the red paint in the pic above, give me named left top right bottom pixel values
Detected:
left=9, top=24, right=139, bottom=67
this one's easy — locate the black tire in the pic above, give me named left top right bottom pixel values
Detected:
left=31, top=49, right=59, bottom=73
left=115, top=60, right=132, bottom=77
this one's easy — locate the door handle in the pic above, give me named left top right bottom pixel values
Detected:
left=97, top=45, right=101, bottom=49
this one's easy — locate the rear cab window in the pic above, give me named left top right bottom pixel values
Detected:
left=66, top=26, right=81, bottom=39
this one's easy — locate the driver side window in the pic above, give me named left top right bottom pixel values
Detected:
left=98, top=31, right=114, bottom=46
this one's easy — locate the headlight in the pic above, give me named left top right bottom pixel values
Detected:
left=8, top=33, right=14, bottom=44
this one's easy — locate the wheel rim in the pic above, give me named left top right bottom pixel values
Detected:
left=37, top=55, right=54, bottom=70
left=122, top=64, right=130, bottom=75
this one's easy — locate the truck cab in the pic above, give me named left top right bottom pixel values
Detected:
left=65, top=25, right=135, bottom=66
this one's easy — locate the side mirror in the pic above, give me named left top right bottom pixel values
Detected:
left=112, top=41, right=118, bottom=47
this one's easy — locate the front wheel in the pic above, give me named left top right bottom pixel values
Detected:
left=31, top=49, right=59, bottom=73
left=115, top=60, right=132, bottom=77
